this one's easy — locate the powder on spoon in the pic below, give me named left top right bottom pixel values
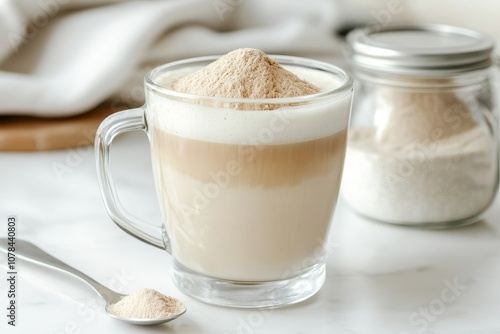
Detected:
left=172, top=48, right=320, bottom=100
left=107, top=288, right=185, bottom=319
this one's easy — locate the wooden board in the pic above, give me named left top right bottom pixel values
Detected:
left=0, top=103, right=132, bottom=151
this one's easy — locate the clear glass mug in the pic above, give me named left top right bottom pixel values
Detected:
left=95, top=55, right=353, bottom=308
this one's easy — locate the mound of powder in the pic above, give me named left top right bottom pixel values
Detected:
left=107, top=288, right=185, bottom=319
left=172, top=48, right=320, bottom=99
left=373, top=87, right=477, bottom=147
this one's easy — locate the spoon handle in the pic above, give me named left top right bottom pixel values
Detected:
left=0, top=238, right=119, bottom=303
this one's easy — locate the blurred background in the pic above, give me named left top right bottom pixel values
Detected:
left=0, top=0, right=498, bottom=151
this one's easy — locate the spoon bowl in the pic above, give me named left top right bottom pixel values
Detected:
left=106, top=309, right=186, bottom=326
left=0, top=238, right=186, bottom=326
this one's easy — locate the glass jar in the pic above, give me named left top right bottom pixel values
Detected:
left=343, top=24, right=499, bottom=228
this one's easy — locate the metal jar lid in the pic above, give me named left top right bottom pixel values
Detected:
left=346, top=24, right=494, bottom=76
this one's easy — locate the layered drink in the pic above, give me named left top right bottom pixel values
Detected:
left=146, top=50, right=351, bottom=281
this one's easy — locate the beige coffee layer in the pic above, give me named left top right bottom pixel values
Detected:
left=162, top=170, right=342, bottom=281
left=150, top=127, right=347, bottom=188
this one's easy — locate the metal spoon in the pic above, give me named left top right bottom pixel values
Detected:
left=0, top=238, right=186, bottom=326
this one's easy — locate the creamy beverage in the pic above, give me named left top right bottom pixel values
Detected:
left=147, top=65, right=350, bottom=281
left=96, top=49, right=354, bottom=306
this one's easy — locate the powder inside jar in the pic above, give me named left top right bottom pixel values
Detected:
left=107, top=288, right=185, bottom=319
left=343, top=81, right=496, bottom=223
left=373, top=86, right=478, bottom=147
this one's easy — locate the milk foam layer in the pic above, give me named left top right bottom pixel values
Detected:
left=147, top=66, right=350, bottom=144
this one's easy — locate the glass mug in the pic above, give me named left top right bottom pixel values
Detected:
left=95, top=55, right=353, bottom=308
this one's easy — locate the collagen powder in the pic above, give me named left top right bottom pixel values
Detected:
left=342, top=89, right=497, bottom=224
left=107, top=289, right=185, bottom=319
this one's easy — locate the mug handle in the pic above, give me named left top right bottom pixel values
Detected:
left=95, top=107, right=167, bottom=251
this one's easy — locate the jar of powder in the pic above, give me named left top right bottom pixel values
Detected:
left=343, top=24, right=499, bottom=227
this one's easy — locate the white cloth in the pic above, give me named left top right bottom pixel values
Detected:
left=2, top=0, right=499, bottom=117
left=0, top=0, right=344, bottom=117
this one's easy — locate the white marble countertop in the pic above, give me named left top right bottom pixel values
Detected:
left=1, top=131, right=500, bottom=334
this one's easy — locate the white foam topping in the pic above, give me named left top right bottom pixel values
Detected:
left=146, top=66, right=351, bottom=144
